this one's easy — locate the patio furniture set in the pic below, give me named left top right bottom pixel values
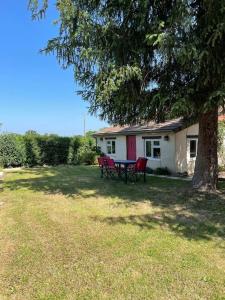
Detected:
left=97, top=156, right=148, bottom=184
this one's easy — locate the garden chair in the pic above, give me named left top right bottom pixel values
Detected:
left=98, top=156, right=108, bottom=178
left=128, top=157, right=148, bottom=182
left=105, top=158, right=119, bottom=178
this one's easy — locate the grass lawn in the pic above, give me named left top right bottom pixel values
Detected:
left=0, top=166, right=225, bottom=300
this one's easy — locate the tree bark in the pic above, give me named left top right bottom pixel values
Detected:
left=192, top=108, right=218, bottom=191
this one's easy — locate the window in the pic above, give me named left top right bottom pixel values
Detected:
left=107, top=140, right=116, bottom=154
left=146, top=141, right=152, bottom=157
left=145, top=139, right=161, bottom=159
left=190, top=139, right=198, bottom=158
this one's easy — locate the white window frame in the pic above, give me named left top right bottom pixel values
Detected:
left=188, top=138, right=198, bottom=160
left=106, top=139, right=116, bottom=155
left=145, top=139, right=161, bottom=160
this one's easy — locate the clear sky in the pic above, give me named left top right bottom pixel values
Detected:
left=0, top=1, right=108, bottom=136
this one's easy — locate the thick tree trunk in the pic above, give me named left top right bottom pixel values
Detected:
left=192, top=108, right=218, bottom=191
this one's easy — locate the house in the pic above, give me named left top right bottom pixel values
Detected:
left=93, top=119, right=200, bottom=175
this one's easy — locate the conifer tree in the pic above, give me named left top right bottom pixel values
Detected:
left=29, top=0, right=225, bottom=190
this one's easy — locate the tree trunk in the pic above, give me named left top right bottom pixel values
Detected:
left=192, top=108, right=218, bottom=191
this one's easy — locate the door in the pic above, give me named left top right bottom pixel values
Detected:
left=187, top=138, right=198, bottom=174
left=127, top=136, right=136, bottom=160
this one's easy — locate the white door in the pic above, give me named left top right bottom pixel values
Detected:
left=187, top=138, right=198, bottom=174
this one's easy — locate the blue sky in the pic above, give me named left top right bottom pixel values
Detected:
left=0, top=1, right=108, bottom=136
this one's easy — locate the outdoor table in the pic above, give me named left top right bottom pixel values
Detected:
left=114, top=160, right=136, bottom=184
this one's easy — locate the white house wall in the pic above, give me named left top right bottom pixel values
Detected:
left=136, top=134, right=176, bottom=172
left=113, top=136, right=127, bottom=160
left=97, top=133, right=177, bottom=173
left=97, top=136, right=127, bottom=160
left=175, top=124, right=199, bottom=174
left=96, top=122, right=225, bottom=175
left=97, top=137, right=106, bottom=154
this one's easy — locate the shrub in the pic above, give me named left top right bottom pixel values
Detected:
left=0, top=130, right=98, bottom=168
left=24, top=132, right=41, bottom=166
left=146, top=167, right=154, bottom=174
left=67, top=136, right=82, bottom=165
left=56, top=137, right=71, bottom=164
left=0, top=134, right=26, bottom=167
left=15, top=135, right=26, bottom=164
left=77, top=143, right=97, bottom=165
left=39, top=135, right=70, bottom=165
left=76, top=134, right=98, bottom=165
left=154, top=167, right=171, bottom=176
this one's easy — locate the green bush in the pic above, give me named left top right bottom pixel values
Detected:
left=67, top=136, right=82, bottom=165
left=75, top=134, right=97, bottom=165
left=39, top=135, right=70, bottom=165
left=0, top=130, right=98, bottom=168
left=146, top=167, right=154, bottom=174
left=77, top=142, right=97, bottom=165
left=24, top=132, right=42, bottom=166
left=0, top=134, right=26, bottom=167
left=154, top=167, right=171, bottom=176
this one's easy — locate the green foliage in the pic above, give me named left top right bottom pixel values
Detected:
left=14, top=134, right=27, bottom=164
left=0, top=131, right=97, bottom=168
left=29, top=1, right=225, bottom=124
left=145, top=167, right=171, bottom=176
left=24, top=131, right=42, bottom=166
left=29, top=0, right=225, bottom=187
left=146, top=167, right=154, bottom=174
left=0, top=134, right=26, bottom=167
left=154, top=167, right=171, bottom=176
left=38, top=135, right=71, bottom=165
left=77, top=135, right=97, bottom=165
left=67, top=136, right=82, bottom=165
left=77, top=144, right=96, bottom=165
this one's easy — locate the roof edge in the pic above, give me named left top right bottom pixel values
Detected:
left=93, top=128, right=181, bottom=137
left=93, top=118, right=198, bottom=138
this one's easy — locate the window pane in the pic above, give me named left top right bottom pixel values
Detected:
left=112, top=141, right=116, bottom=154
left=190, top=140, right=197, bottom=158
left=107, top=141, right=111, bottom=145
left=107, top=145, right=111, bottom=154
left=153, top=140, right=160, bottom=146
left=146, top=141, right=151, bottom=157
left=153, top=147, right=161, bottom=158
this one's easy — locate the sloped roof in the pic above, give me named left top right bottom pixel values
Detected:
left=93, top=118, right=184, bottom=137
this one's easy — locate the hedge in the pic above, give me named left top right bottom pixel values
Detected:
left=0, top=131, right=97, bottom=168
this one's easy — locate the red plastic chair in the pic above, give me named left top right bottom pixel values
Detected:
left=98, top=156, right=109, bottom=178
left=135, top=157, right=148, bottom=172
left=128, top=157, right=148, bottom=182
left=98, top=157, right=105, bottom=167
left=105, top=158, right=118, bottom=178
left=136, top=157, right=148, bottom=182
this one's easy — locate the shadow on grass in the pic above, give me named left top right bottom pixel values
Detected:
left=92, top=210, right=225, bottom=241
left=4, top=165, right=225, bottom=241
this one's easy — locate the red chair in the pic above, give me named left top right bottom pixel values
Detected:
left=128, top=157, right=148, bottom=182
left=105, top=158, right=119, bottom=178
left=98, top=156, right=109, bottom=178
left=97, top=157, right=104, bottom=166
left=98, top=157, right=105, bottom=178
left=136, top=157, right=148, bottom=182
